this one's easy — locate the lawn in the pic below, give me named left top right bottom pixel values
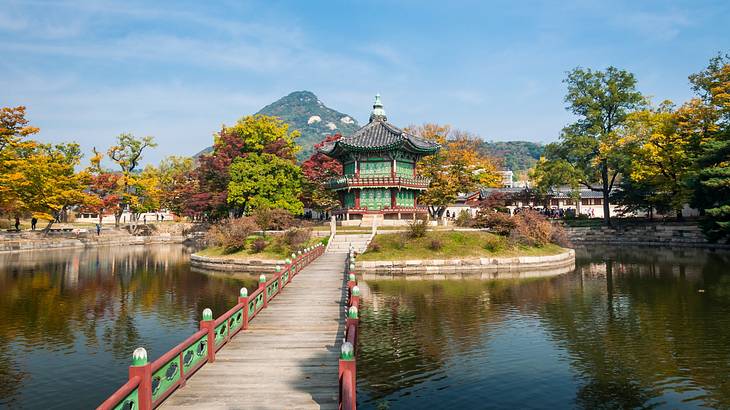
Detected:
left=196, top=236, right=326, bottom=260
left=358, top=231, right=565, bottom=261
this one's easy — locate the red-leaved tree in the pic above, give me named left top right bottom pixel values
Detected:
left=300, top=134, right=343, bottom=212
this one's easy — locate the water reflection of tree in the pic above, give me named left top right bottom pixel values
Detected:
left=0, top=244, right=255, bottom=405
left=539, top=246, right=730, bottom=409
left=357, top=280, right=509, bottom=402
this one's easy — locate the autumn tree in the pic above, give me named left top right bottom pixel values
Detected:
left=0, top=107, right=91, bottom=227
left=688, top=53, right=730, bottom=240
left=191, top=115, right=300, bottom=219
left=227, top=153, right=304, bottom=215
left=84, top=148, right=124, bottom=224
left=544, top=67, right=645, bottom=225
left=408, top=124, right=501, bottom=219
left=106, top=133, right=158, bottom=227
left=618, top=101, right=711, bottom=218
left=301, top=134, right=343, bottom=213
left=156, top=156, right=196, bottom=216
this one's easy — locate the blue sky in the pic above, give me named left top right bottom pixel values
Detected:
left=2, top=0, right=729, bottom=164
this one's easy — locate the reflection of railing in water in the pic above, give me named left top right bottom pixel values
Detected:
left=97, top=243, right=326, bottom=410
left=339, top=249, right=360, bottom=410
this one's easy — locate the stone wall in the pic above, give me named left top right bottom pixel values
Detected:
left=355, top=248, right=575, bottom=280
left=0, top=233, right=184, bottom=253
left=564, top=223, right=728, bottom=248
left=189, top=254, right=283, bottom=273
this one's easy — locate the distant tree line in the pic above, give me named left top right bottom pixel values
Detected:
left=532, top=53, right=730, bottom=241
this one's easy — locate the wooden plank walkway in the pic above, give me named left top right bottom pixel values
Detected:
left=161, top=252, right=347, bottom=409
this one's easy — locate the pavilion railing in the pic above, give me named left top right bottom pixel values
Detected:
left=332, top=205, right=429, bottom=215
left=97, top=243, right=326, bottom=410
left=326, top=175, right=431, bottom=190
left=339, top=248, right=360, bottom=410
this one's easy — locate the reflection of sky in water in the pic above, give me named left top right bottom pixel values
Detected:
left=358, top=246, right=730, bottom=409
left=0, top=244, right=256, bottom=409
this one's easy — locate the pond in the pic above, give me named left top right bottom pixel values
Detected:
left=2, top=244, right=729, bottom=409
left=357, top=246, right=730, bottom=409
left=0, top=244, right=258, bottom=409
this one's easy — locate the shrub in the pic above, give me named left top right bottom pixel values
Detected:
left=428, top=239, right=443, bottom=251
left=251, top=238, right=267, bottom=253
left=207, top=217, right=259, bottom=253
left=367, top=241, right=381, bottom=253
left=511, top=209, right=553, bottom=247
left=253, top=207, right=296, bottom=232
left=477, top=211, right=516, bottom=235
left=550, top=223, right=571, bottom=247
left=483, top=235, right=507, bottom=253
left=407, top=219, right=428, bottom=238
left=282, top=228, right=311, bottom=249
left=455, top=210, right=474, bottom=227
left=395, top=234, right=408, bottom=250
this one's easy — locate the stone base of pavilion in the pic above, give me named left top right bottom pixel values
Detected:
left=333, top=208, right=435, bottom=227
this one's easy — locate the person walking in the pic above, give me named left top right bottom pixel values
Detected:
left=96, top=223, right=101, bottom=236
left=14, top=217, right=20, bottom=231
left=143, top=215, right=147, bottom=225
left=31, top=217, right=37, bottom=231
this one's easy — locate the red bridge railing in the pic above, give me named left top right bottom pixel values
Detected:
left=97, top=243, right=326, bottom=410
left=339, top=249, right=360, bottom=410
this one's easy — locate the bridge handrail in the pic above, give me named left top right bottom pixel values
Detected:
left=339, top=250, right=360, bottom=410
left=98, top=242, right=326, bottom=410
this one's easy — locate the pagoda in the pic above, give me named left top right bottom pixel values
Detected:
left=319, top=95, right=440, bottom=225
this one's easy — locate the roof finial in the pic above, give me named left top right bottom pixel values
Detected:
left=369, top=93, right=387, bottom=123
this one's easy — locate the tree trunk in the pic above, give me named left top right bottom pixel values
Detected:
left=114, top=210, right=122, bottom=228
left=601, top=161, right=611, bottom=226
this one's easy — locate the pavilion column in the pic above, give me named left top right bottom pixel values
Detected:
left=355, top=159, right=359, bottom=178
left=392, top=158, right=396, bottom=178
left=391, top=189, right=396, bottom=209
left=355, top=190, right=360, bottom=208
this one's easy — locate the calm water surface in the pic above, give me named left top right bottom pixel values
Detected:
left=0, top=244, right=259, bottom=409
left=357, top=246, right=730, bottom=409
left=2, top=245, right=730, bottom=409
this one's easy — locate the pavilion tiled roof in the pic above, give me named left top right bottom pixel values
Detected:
left=319, top=95, right=440, bottom=158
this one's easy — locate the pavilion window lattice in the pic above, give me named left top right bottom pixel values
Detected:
left=396, top=190, right=414, bottom=207
left=396, top=161, right=414, bottom=177
left=360, top=159, right=390, bottom=176
left=360, top=188, right=390, bottom=210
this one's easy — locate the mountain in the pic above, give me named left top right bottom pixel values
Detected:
left=477, top=140, right=544, bottom=174
left=257, top=91, right=361, bottom=160
left=194, top=91, right=360, bottom=161
left=194, top=91, right=545, bottom=172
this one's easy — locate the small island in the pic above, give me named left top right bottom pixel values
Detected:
left=354, top=218, right=575, bottom=280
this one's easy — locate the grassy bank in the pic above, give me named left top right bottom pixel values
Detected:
left=358, top=231, right=565, bottom=261
left=197, top=236, right=325, bottom=260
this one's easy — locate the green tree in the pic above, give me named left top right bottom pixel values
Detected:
left=227, top=153, right=304, bottom=215
left=530, top=155, right=581, bottom=208
left=547, top=67, right=645, bottom=225
left=191, top=115, right=300, bottom=219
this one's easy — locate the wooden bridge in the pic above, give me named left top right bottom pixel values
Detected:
left=98, top=243, right=361, bottom=410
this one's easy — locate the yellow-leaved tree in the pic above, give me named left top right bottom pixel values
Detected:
left=0, top=106, right=92, bottom=229
left=407, top=123, right=501, bottom=219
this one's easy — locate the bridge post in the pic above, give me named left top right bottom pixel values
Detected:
left=200, top=308, right=216, bottom=363
left=259, top=274, right=267, bottom=308
left=129, top=347, right=153, bottom=410
left=238, top=287, right=249, bottom=330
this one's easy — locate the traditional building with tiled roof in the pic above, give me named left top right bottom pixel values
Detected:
left=319, top=95, right=440, bottom=225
